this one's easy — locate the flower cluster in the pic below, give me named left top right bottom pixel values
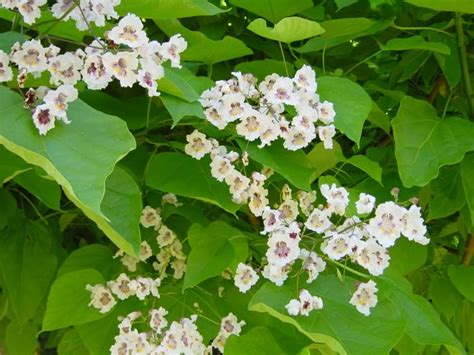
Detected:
left=109, top=310, right=245, bottom=354
left=0, top=0, right=120, bottom=28
left=285, top=289, right=323, bottom=316
left=86, top=274, right=160, bottom=313
left=1, top=10, right=186, bottom=135
left=199, top=66, right=337, bottom=150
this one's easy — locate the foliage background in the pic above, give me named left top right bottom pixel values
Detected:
left=0, top=0, right=474, bottom=354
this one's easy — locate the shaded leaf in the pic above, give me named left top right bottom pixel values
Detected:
left=225, top=326, right=287, bottom=354
left=248, top=17, right=325, bottom=43
left=448, top=265, right=474, bottom=302
left=381, top=36, right=450, bottom=55
left=117, top=0, right=226, bottom=18
left=229, top=0, right=313, bottom=23
left=160, top=94, right=205, bottom=127
left=429, top=165, right=466, bottom=220
left=405, top=0, right=474, bottom=13
left=14, top=169, right=61, bottom=210
left=460, top=154, right=474, bottom=227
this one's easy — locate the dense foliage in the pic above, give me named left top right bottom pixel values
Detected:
left=0, top=0, right=473, bottom=354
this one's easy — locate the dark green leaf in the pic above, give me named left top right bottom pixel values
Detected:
left=229, top=0, right=313, bottom=23
left=247, top=17, right=325, bottom=43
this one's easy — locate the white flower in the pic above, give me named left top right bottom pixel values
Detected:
left=293, top=65, right=317, bottom=92
left=137, top=69, right=160, bottom=97
left=350, top=280, right=378, bottom=316
left=204, top=105, right=227, bottom=130
left=234, top=263, right=259, bottom=293
left=298, top=289, right=324, bottom=316
left=171, top=258, right=186, bottom=279
left=320, top=183, right=349, bottom=215
left=156, top=225, right=177, bottom=247
left=220, top=313, right=246, bottom=335
left=48, top=52, right=82, bottom=85
left=248, top=186, right=269, bottom=217
left=139, top=240, right=153, bottom=261
left=367, top=201, right=405, bottom=247
left=278, top=199, right=299, bottom=223
left=300, top=249, right=326, bottom=283
left=11, top=39, right=48, bottom=75
left=221, top=93, right=249, bottom=122
left=102, top=51, right=139, bottom=87
left=297, top=190, right=317, bottom=216
left=285, top=299, right=301, bottom=315
left=261, top=207, right=284, bottom=234
left=51, top=0, right=75, bottom=20
left=149, top=307, right=168, bottom=334
left=210, top=155, right=234, bottom=182
left=305, top=208, right=332, bottom=233
left=43, top=84, right=78, bottom=123
left=81, top=53, right=113, bottom=90
left=108, top=273, right=137, bottom=300
left=266, top=229, right=300, bottom=266
left=119, top=254, right=139, bottom=272
left=356, top=193, right=376, bottom=215
left=318, top=124, right=336, bottom=149
left=0, top=50, right=13, bottom=82
left=184, top=129, right=213, bottom=160
left=108, top=13, right=148, bottom=48
left=317, top=101, right=336, bottom=124
left=266, top=77, right=298, bottom=105
left=225, top=170, right=250, bottom=199
left=236, top=110, right=264, bottom=141
left=86, top=284, right=117, bottom=313
left=321, top=232, right=355, bottom=260
left=401, top=205, right=429, bottom=245
left=262, top=263, right=289, bottom=286
left=356, top=239, right=390, bottom=276
left=140, top=206, right=161, bottom=228
left=160, top=34, right=187, bottom=68
left=32, top=104, right=55, bottom=135
left=283, top=127, right=315, bottom=150
left=18, top=0, right=46, bottom=24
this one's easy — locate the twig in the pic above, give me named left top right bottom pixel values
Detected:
left=462, top=235, right=474, bottom=266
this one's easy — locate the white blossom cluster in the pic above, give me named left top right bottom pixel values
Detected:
left=199, top=66, right=337, bottom=150
left=109, top=310, right=245, bottom=354
left=86, top=274, right=160, bottom=313
left=0, top=12, right=187, bottom=135
left=0, top=0, right=120, bottom=28
left=285, top=289, right=323, bottom=317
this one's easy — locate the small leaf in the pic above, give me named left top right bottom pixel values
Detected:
left=14, top=169, right=61, bottom=210
left=448, top=265, right=474, bottom=302
left=42, top=269, right=107, bottom=331
left=405, top=0, right=474, bottom=13
left=318, top=76, right=372, bottom=146
left=234, top=59, right=295, bottom=80
left=247, top=17, right=325, bottom=44
left=345, top=155, right=383, bottom=184
left=145, top=152, right=240, bottom=214
left=0, top=145, right=30, bottom=184
left=381, top=36, right=450, bottom=55
left=158, top=66, right=213, bottom=102
left=229, top=0, right=313, bottom=23
left=225, top=326, right=288, bottom=355
left=392, top=96, right=474, bottom=187
left=160, top=94, right=205, bottom=127
left=117, top=0, right=226, bottom=18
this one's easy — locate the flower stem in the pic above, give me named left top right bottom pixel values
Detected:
left=323, top=256, right=370, bottom=280
left=278, top=41, right=289, bottom=76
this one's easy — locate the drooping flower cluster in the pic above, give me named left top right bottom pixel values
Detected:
left=2, top=10, right=187, bottom=135
left=285, top=289, right=324, bottom=316
left=108, top=310, right=245, bottom=354
left=0, top=0, right=121, bottom=28
left=199, top=66, right=337, bottom=150
left=86, top=274, right=160, bottom=313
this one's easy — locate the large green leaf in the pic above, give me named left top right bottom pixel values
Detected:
left=318, top=76, right=372, bottom=146
left=57, top=244, right=115, bottom=278
left=145, top=152, right=240, bottom=214
left=117, top=0, right=226, bottom=18
left=0, top=31, right=27, bottom=52
left=156, top=19, right=253, bottom=65
left=240, top=140, right=314, bottom=190
left=5, top=320, right=38, bottom=355
left=234, top=59, right=295, bottom=80
left=448, top=265, right=474, bottom=302
left=381, top=36, right=450, bottom=54
left=14, top=169, right=61, bottom=210
left=0, top=220, right=58, bottom=325
left=249, top=276, right=405, bottom=355
left=429, top=165, right=466, bottom=220
left=229, top=0, right=313, bottom=23
left=405, top=0, right=474, bottom=13
left=57, top=329, right=89, bottom=355
left=42, top=269, right=107, bottom=331
left=225, top=326, right=288, bottom=354
left=160, top=94, right=205, bottom=127
left=0, top=145, right=30, bottom=184
left=0, top=86, right=138, bottom=254
left=460, top=154, right=474, bottom=227
left=386, top=237, right=427, bottom=276
left=392, top=96, right=474, bottom=187
left=247, top=17, right=325, bottom=43
left=297, top=18, right=391, bottom=52
left=158, top=66, right=213, bottom=102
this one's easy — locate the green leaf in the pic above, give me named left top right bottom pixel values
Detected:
left=58, top=329, right=89, bottom=355
left=405, top=0, right=474, bottom=13
left=158, top=66, right=213, bottom=102
left=428, top=165, right=466, bottom=220
left=448, top=265, right=474, bottom=302
left=367, top=101, right=391, bottom=134
left=0, top=145, right=30, bottom=184
left=160, top=94, right=205, bottom=127
left=225, top=326, right=288, bottom=354
left=460, top=155, right=474, bottom=227
left=318, top=76, right=372, bottom=146
left=5, top=320, right=38, bottom=355
left=145, top=152, right=240, bottom=214
left=429, top=33, right=462, bottom=88
left=379, top=275, right=464, bottom=353
left=234, top=59, right=295, bottom=80
left=247, top=17, right=325, bottom=43
left=307, top=142, right=344, bottom=179
left=155, top=19, right=253, bottom=65
left=0, top=86, right=137, bottom=254
left=42, top=269, right=107, bottom=331
left=57, top=244, right=115, bottom=278
left=250, top=276, right=405, bottom=355
left=184, top=221, right=248, bottom=289
left=386, top=237, right=427, bottom=275
left=392, top=96, right=474, bottom=187
left=297, top=18, right=390, bottom=53
left=381, top=36, right=450, bottom=55
left=117, top=0, right=226, bottom=18
left=0, top=31, right=27, bottom=52
left=335, top=0, right=358, bottom=10
left=0, top=220, right=58, bottom=325
left=345, top=155, right=383, bottom=184
left=229, top=0, right=313, bottom=23
left=429, top=276, right=462, bottom=322
left=240, top=140, right=314, bottom=190
left=14, top=169, right=61, bottom=210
